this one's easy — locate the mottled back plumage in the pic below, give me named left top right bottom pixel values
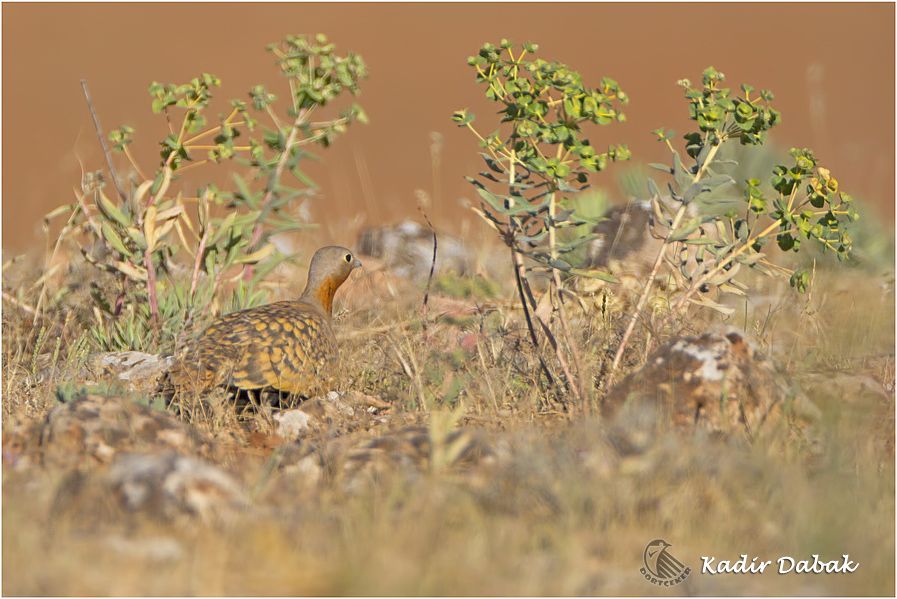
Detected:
left=168, top=246, right=361, bottom=397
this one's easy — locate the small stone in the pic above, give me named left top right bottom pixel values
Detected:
left=90, top=352, right=175, bottom=391
left=324, top=391, right=355, bottom=416
left=107, top=452, right=247, bottom=522
left=357, top=219, right=470, bottom=279
left=273, top=409, right=314, bottom=440
left=584, top=201, right=659, bottom=273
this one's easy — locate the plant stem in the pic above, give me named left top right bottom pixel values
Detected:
left=189, top=224, right=210, bottom=301
left=141, top=166, right=172, bottom=325
left=80, top=79, right=128, bottom=203
left=143, top=248, right=160, bottom=326
left=512, top=252, right=554, bottom=388
left=546, top=189, right=587, bottom=410
left=174, top=160, right=209, bottom=175
left=123, top=146, right=148, bottom=181
left=418, top=203, right=438, bottom=332
left=506, top=151, right=554, bottom=387
left=243, top=109, right=308, bottom=280
left=185, top=145, right=252, bottom=151
left=182, top=118, right=245, bottom=145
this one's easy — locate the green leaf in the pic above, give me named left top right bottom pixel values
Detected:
left=452, top=109, right=475, bottom=126
left=290, top=166, right=317, bottom=188
left=548, top=258, right=572, bottom=272
left=668, top=219, right=701, bottom=241
left=235, top=243, right=276, bottom=264
left=671, top=151, right=692, bottom=190
left=101, top=223, right=130, bottom=256
left=210, top=212, right=237, bottom=246
left=150, top=170, right=166, bottom=195
left=689, top=295, right=735, bottom=316
left=476, top=187, right=512, bottom=214
left=777, top=232, right=798, bottom=252
left=569, top=268, right=618, bottom=283
left=95, top=192, right=130, bottom=227
left=789, top=269, right=810, bottom=293
left=479, top=153, right=506, bottom=174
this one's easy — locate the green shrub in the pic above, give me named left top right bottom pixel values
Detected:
left=52, top=34, right=367, bottom=353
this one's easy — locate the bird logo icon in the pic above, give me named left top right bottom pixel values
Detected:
left=640, top=539, right=691, bottom=586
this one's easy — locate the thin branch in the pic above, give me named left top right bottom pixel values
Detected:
left=182, top=117, right=245, bottom=146
left=122, top=146, right=149, bottom=181
left=175, top=160, right=210, bottom=175
left=190, top=222, right=210, bottom=300
left=417, top=201, right=438, bottom=332
left=80, top=79, right=127, bottom=203
left=513, top=247, right=555, bottom=387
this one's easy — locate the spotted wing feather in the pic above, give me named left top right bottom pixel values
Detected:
left=169, top=300, right=336, bottom=396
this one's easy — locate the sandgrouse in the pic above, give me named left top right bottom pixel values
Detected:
left=168, top=246, right=362, bottom=398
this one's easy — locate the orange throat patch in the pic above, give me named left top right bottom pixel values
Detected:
left=314, top=275, right=341, bottom=315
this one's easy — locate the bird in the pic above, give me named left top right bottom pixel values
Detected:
left=167, top=245, right=362, bottom=400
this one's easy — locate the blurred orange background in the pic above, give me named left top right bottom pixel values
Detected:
left=3, top=2, right=894, bottom=253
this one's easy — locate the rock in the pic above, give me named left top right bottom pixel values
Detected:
left=604, top=329, right=820, bottom=445
left=19, top=352, right=173, bottom=391
left=263, top=442, right=328, bottom=497
left=39, top=391, right=207, bottom=468
left=106, top=452, right=247, bottom=522
left=584, top=201, right=660, bottom=273
left=357, top=219, right=470, bottom=279
left=273, top=391, right=391, bottom=441
left=2, top=419, right=39, bottom=471
left=584, top=198, right=708, bottom=279
left=89, top=352, right=174, bottom=391
left=273, top=409, right=313, bottom=439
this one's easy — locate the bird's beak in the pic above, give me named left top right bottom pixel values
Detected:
left=352, top=257, right=363, bottom=269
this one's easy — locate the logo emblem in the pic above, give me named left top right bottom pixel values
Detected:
left=641, top=539, right=691, bottom=586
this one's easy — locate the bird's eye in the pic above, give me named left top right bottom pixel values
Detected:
left=344, top=254, right=352, bottom=263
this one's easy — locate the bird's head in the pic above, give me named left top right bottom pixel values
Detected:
left=301, top=245, right=363, bottom=315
